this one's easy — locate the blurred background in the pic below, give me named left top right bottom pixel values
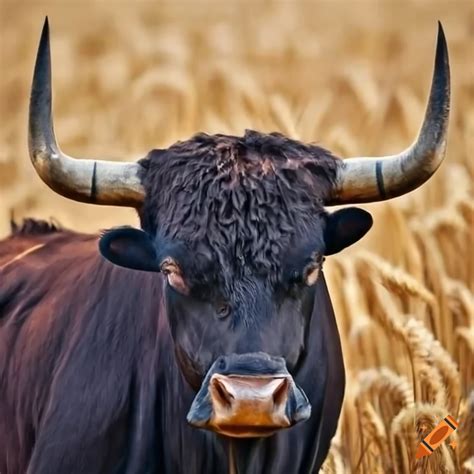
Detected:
left=1, top=1, right=473, bottom=472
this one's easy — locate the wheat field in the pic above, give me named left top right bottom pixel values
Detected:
left=0, top=1, right=473, bottom=472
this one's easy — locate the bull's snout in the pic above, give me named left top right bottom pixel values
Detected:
left=187, top=352, right=311, bottom=438
left=209, top=374, right=291, bottom=437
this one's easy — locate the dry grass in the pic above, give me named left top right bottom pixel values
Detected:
left=1, top=1, right=473, bottom=472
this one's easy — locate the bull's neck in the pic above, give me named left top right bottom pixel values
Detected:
left=226, top=438, right=272, bottom=474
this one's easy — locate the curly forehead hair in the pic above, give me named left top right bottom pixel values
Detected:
left=138, top=130, right=340, bottom=280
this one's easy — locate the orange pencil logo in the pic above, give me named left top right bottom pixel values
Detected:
left=416, top=414, right=459, bottom=459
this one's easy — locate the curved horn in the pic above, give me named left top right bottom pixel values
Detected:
left=29, top=18, right=145, bottom=207
left=328, top=22, right=450, bottom=205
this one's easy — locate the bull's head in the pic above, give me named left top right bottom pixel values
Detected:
left=28, top=19, right=450, bottom=438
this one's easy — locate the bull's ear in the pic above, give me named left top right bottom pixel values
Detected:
left=99, top=227, right=160, bottom=272
left=324, top=207, right=373, bottom=256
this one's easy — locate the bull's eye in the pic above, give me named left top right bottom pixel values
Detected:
left=160, top=257, right=179, bottom=275
left=216, top=303, right=231, bottom=319
left=160, top=258, right=189, bottom=295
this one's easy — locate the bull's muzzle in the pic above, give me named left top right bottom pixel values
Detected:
left=187, top=353, right=311, bottom=438
left=208, top=374, right=291, bottom=437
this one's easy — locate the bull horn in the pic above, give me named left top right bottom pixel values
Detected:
left=29, top=18, right=145, bottom=207
left=328, top=22, right=450, bottom=205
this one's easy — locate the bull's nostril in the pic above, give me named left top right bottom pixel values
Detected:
left=217, top=358, right=226, bottom=371
left=213, top=379, right=234, bottom=408
left=272, top=378, right=289, bottom=406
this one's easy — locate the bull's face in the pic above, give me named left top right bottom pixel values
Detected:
left=98, top=207, right=372, bottom=437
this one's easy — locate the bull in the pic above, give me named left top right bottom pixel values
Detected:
left=0, top=19, right=450, bottom=474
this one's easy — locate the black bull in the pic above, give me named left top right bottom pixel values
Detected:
left=0, top=19, right=450, bottom=474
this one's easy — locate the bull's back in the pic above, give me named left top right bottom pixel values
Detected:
left=0, top=220, right=164, bottom=474
left=0, top=219, right=62, bottom=266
